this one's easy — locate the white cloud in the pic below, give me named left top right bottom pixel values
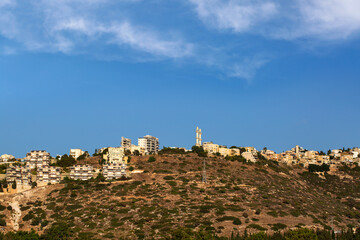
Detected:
left=229, top=57, right=269, bottom=82
left=189, top=0, right=277, bottom=33
left=189, top=0, right=360, bottom=41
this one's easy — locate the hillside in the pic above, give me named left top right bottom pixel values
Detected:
left=1, top=153, right=360, bottom=239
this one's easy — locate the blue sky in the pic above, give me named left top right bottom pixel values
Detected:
left=0, top=0, right=359, bottom=157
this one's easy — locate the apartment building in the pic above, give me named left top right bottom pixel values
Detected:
left=26, top=150, right=50, bottom=169
left=138, top=135, right=159, bottom=154
left=37, top=166, right=61, bottom=184
left=103, top=163, right=127, bottom=180
left=69, top=149, right=85, bottom=159
left=6, top=165, right=31, bottom=186
left=70, top=165, right=94, bottom=180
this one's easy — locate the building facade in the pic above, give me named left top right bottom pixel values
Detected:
left=121, top=137, right=132, bottom=149
left=26, top=150, right=50, bottom=169
left=6, top=165, right=31, bottom=186
left=37, top=166, right=61, bottom=184
left=70, top=165, right=94, bottom=180
left=103, top=163, right=127, bottom=180
left=138, top=135, right=159, bottom=154
left=0, top=154, right=15, bottom=162
left=105, top=147, right=126, bottom=164
left=69, top=149, right=85, bottom=159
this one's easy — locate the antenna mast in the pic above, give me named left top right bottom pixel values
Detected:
left=202, top=158, right=207, bottom=183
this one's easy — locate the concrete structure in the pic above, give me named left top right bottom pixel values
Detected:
left=138, top=135, right=159, bottom=154
left=105, top=147, right=126, bottom=164
left=0, top=154, right=15, bottom=162
left=196, top=127, right=202, bottom=147
left=6, top=165, right=31, bottom=186
left=219, top=147, right=240, bottom=157
left=37, top=166, right=61, bottom=184
left=69, top=149, right=85, bottom=159
left=26, top=150, right=50, bottom=169
left=70, top=165, right=94, bottom=180
left=241, top=152, right=257, bottom=163
left=202, top=142, right=219, bottom=155
left=121, top=137, right=132, bottom=149
left=103, top=163, right=127, bottom=180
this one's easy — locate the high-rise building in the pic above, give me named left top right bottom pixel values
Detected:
left=196, top=127, right=202, bottom=146
left=138, top=135, right=159, bottom=154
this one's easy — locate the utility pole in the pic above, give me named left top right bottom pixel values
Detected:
left=202, top=158, right=207, bottom=183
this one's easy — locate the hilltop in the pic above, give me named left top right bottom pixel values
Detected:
left=0, top=153, right=360, bottom=239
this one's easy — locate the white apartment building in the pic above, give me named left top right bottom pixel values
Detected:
left=203, top=142, right=219, bottom=154
left=37, top=166, right=61, bottom=184
left=103, top=163, right=127, bottom=180
left=70, top=165, right=94, bottom=180
left=138, top=135, right=159, bottom=154
left=69, top=149, right=85, bottom=159
left=6, top=165, right=31, bottom=186
left=26, top=150, right=50, bottom=169
left=241, top=152, right=257, bottom=163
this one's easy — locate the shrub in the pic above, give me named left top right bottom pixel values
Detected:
left=148, top=157, right=156, bottom=163
left=163, top=176, right=174, bottom=180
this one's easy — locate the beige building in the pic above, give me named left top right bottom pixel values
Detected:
left=70, top=165, right=94, bottom=180
left=202, top=142, right=219, bottom=154
left=121, top=137, right=132, bottom=149
left=104, top=147, right=126, bottom=164
left=218, top=147, right=240, bottom=157
left=69, top=149, right=85, bottom=159
left=26, top=150, right=50, bottom=169
left=241, top=152, right=257, bottom=163
left=138, top=135, right=159, bottom=154
left=6, top=165, right=31, bottom=186
left=103, top=163, right=127, bottom=180
left=37, top=166, right=61, bottom=184
left=0, top=154, right=15, bottom=162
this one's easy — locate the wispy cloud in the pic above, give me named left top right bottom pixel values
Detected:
left=229, top=57, right=269, bottom=82
left=189, top=0, right=277, bottom=33
left=0, top=0, right=193, bottom=59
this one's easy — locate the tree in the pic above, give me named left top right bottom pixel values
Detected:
left=133, top=150, right=140, bottom=156
left=191, top=146, right=207, bottom=157
left=285, top=228, right=317, bottom=240
left=56, top=154, right=76, bottom=168
left=12, top=181, right=16, bottom=189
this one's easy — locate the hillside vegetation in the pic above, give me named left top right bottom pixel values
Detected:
left=1, top=153, right=360, bottom=239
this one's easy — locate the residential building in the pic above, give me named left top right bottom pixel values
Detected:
left=218, top=147, right=240, bottom=157
left=121, top=137, right=132, bottom=149
left=129, top=145, right=146, bottom=156
left=202, top=142, right=219, bottom=155
left=26, top=150, right=50, bottom=169
left=70, top=165, right=94, bottom=180
left=69, top=149, right=85, bottom=159
left=138, top=135, right=159, bottom=154
left=0, top=154, right=15, bottom=162
left=6, top=165, right=31, bottom=186
left=241, top=152, right=257, bottom=163
left=103, top=163, right=127, bottom=180
left=37, top=166, right=61, bottom=184
left=104, top=147, right=126, bottom=164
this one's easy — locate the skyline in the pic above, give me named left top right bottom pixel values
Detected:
left=1, top=0, right=360, bottom=157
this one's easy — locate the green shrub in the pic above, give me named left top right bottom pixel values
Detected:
left=148, top=157, right=156, bottom=163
